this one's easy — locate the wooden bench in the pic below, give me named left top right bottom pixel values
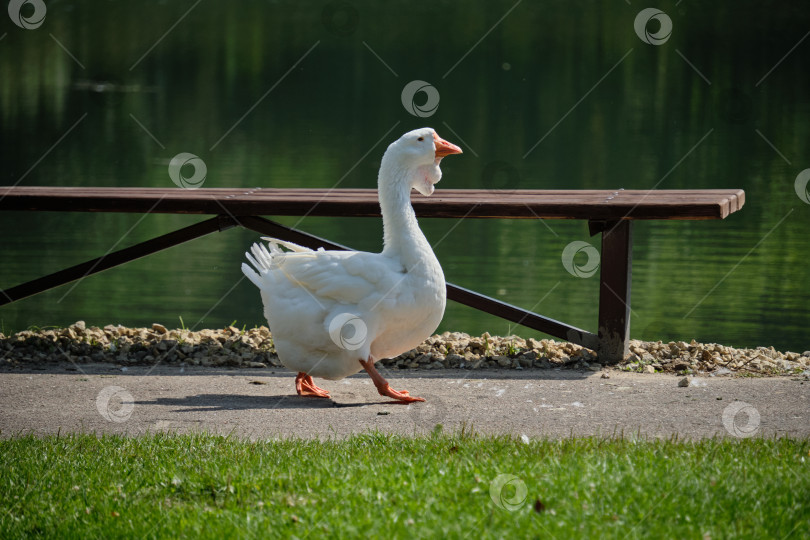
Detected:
left=0, top=186, right=746, bottom=362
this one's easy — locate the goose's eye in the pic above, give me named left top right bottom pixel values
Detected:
left=417, top=137, right=424, bottom=141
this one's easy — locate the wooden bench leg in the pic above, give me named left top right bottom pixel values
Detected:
left=596, top=220, right=633, bottom=363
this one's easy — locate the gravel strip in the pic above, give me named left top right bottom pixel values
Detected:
left=1, top=321, right=808, bottom=378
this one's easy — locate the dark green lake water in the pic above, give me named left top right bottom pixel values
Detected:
left=1, top=1, right=808, bottom=352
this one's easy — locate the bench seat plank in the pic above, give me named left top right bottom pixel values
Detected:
left=0, top=187, right=745, bottom=220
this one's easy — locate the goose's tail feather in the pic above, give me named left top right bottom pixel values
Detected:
left=242, top=238, right=314, bottom=290
left=259, top=237, right=313, bottom=253
left=242, top=242, right=275, bottom=290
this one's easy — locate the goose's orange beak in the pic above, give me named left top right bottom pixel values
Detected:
left=434, top=132, right=463, bottom=158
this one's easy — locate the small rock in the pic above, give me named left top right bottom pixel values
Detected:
left=518, top=357, right=533, bottom=368
left=152, top=323, right=168, bottom=334
left=678, top=377, right=690, bottom=387
left=673, top=362, right=689, bottom=372
left=534, top=358, right=552, bottom=369
left=73, top=321, right=86, bottom=331
left=494, top=355, right=511, bottom=367
left=246, top=362, right=266, bottom=368
left=600, top=372, right=610, bottom=379
left=643, top=365, right=655, bottom=374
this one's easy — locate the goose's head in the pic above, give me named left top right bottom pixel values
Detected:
left=382, top=127, right=462, bottom=196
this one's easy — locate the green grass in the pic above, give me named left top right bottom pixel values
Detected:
left=1, top=432, right=807, bottom=539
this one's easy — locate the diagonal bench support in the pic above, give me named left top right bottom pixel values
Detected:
left=0, top=216, right=238, bottom=307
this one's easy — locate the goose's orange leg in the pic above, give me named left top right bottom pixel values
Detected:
left=295, top=372, right=331, bottom=398
left=360, top=357, right=425, bottom=403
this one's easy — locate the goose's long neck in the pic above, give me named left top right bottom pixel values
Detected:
left=378, top=159, right=433, bottom=267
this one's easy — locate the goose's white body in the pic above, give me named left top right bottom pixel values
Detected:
left=241, top=128, right=459, bottom=383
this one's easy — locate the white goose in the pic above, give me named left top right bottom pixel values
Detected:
left=241, top=128, right=462, bottom=402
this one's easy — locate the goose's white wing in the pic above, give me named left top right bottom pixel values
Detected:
left=242, top=240, right=405, bottom=310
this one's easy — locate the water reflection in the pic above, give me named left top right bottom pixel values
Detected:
left=1, top=1, right=808, bottom=351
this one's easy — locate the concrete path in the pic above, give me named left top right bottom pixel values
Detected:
left=1, top=363, right=807, bottom=439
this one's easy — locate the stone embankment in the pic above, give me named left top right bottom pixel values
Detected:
left=1, top=322, right=808, bottom=377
